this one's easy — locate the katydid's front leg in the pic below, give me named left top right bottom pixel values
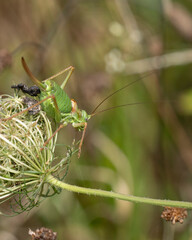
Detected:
left=73, top=122, right=88, bottom=158
left=40, top=123, right=66, bottom=151
left=42, top=121, right=88, bottom=158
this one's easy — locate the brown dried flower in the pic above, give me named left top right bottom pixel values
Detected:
left=29, top=227, right=57, bottom=240
left=161, top=206, right=187, bottom=224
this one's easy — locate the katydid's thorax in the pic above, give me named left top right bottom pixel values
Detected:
left=40, top=80, right=72, bottom=121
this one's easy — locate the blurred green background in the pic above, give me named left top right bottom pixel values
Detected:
left=0, top=0, right=192, bottom=239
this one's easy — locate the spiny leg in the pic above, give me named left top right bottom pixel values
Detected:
left=22, top=57, right=74, bottom=90
left=1, top=94, right=65, bottom=152
left=40, top=124, right=65, bottom=151
left=42, top=121, right=88, bottom=158
left=45, top=66, right=75, bottom=90
left=0, top=95, right=60, bottom=122
left=78, top=122, right=88, bottom=158
left=73, top=122, right=88, bottom=158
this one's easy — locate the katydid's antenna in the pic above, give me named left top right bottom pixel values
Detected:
left=91, top=72, right=153, bottom=115
left=91, top=100, right=173, bottom=117
left=91, top=102, right=145, bottom=116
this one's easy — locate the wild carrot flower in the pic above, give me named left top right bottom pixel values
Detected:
left=0, top=95, right=73, bottom=215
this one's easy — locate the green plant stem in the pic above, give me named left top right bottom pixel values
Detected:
left=46, top=175, right=192, bottom=209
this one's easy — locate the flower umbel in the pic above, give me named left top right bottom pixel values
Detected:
left=0, top=95, right=73, bottom=215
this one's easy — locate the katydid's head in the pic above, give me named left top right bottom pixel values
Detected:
left=70, top=99, right=90, bottom=158
left=71, top=99, right=91, bottom=122
left=81, top=109, right=91, bottom=122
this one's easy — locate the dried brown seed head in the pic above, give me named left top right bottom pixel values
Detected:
left=29, top=227, right=57, bottom=240
left=161, top=206, right=187, bottom=224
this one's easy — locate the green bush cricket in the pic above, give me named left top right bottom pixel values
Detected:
left=2, top=57, right=91, bottom=157
left=1, top=58, right=152, bottom=157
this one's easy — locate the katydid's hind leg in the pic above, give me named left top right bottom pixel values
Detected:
left=0, top=95, right=58, bottom=122
left=49, top=94, right=61, bottom=122
left=60, top=66, right=74, bottom=89
left=40, top=124, right=65, bottom=151
left=1, top=97, right=43, bottom=121
left=43, top=66, right=74, bottom=90
left=22, top=57, right=74, bottom=90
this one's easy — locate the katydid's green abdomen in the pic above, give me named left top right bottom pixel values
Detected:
left=40, top=80, right=72, bottom=122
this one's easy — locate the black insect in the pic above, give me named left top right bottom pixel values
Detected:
left=11, top=83, right=41, bottom=96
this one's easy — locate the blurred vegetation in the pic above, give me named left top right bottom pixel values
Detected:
left=0, top=0, right=192, bottom=239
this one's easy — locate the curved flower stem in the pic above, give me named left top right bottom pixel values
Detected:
left=46, top=175, right=192, bottom=209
